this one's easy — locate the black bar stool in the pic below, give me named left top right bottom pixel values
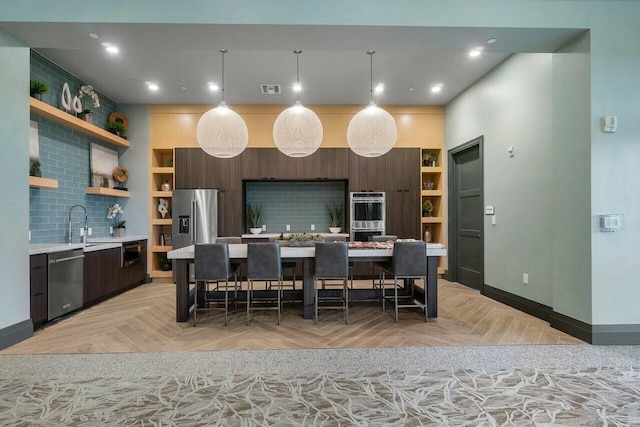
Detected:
left=193, top=243, right=240, bottom=326
left=321, top=235, right=353, bottom=289
left=381, top=241, right=427, bottom=322
left=246, top=243, right=283, bottom=325
left=314, top=242, right=350, bottom=324
left=372, top=235, right=397, bottom=290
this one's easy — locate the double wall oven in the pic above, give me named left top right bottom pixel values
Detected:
left=350, top=192, right=385, bottom=241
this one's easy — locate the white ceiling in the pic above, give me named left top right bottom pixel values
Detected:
left=0, top=22, right=585, bottom=105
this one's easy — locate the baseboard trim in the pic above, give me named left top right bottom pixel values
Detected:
left=482, top=284, right=552, bottom=322
left=0, top=319, right=33, bottom=351
left=591, top=324, right=640, bottom=345
left=549, top=311, right=593, bottom=343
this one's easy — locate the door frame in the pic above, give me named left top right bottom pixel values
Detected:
left=446, top=136, right=484, bottom=288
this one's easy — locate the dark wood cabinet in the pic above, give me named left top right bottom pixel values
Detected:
left=29, top=254, right=48, bottom=326
left=240, top=148, right=279, bottom=180
left=385, top=189, right=421, bottom=239
left=384, top=148, right=420, bottom=191
left=175, top=148, right=241, bottom=190
left=322, top=148, right=349, bottom=179
left=219, top=190, right=243, bottom=236
left=83, top=247, right=121, bottom=306
left=348, top=153, right=386, bottom=192
left=120, top=240, right=147, bottom=291
left=175, top=148, right=205, bottom=189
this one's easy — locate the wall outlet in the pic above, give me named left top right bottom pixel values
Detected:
left=80, top=228, right=85, bottom=237
left=523, top=273, right=529, bottom=284
left=286, top=224, right=290, bottom=231
left=310, top=224, right=315, bottom=231
left=88, top=227, right=92, bottom=236
left=29, top=231, right=31, bottom=241
left=109, top=226, right=113, bottom=234
left=262, top=224, right=266, bottom=231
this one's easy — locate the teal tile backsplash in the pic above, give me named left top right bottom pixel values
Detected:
left=29, top=50, right=125, bottom=243
left=245, top=182, right=346, bottom=234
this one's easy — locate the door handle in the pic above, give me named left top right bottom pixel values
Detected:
left=190, top=200, right=196, bottom=244
left=49, top=254, right=85, bottom=264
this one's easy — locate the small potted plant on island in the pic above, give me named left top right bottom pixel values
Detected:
left=29, top=160, right=42, bottom=177
left=284, top=233, right=324, bottom=247
left=422, top=200, right=434, bottom=217
left=247, top=203, right=262, bottom=234
left=327, top=202, right=343, bottom=233
left=30, top=80, right=49, bottom=101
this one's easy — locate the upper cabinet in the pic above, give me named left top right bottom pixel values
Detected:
left=384, top=148, right=420, bottom=191
left=30, top=98, right=130, bottom=149
left=348, top=154, right=386, bottom=192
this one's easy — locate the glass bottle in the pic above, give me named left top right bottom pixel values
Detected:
left=424, top=226, right=431, bottom=243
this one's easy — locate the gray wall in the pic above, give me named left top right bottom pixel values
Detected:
left=0, top=40, right=30, bottom=331
left=445, top=54, right=556, bottom=308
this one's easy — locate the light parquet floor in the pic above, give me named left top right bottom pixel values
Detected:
left=1, top=279, right=583, bottom=354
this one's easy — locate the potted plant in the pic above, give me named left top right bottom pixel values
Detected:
left=326, top=202, right=343, bottom=233
left=29, top=80, right=49, bottom=100
left=284, top=233, right=324, bottom=246
left=107, top=203, right=126, bottom=237
left=157, top=253, right=172, bottom=271
left=422, top=200, right=434, bottom=217
left=247, top=203, right=262, bottom=234
left=423, top=151, right=437, bottom=167
left=107, top=121, right=127, bottom=138
left=78, top=85, right=100, bottom=123
left=29, top=160, right=41, bottom=177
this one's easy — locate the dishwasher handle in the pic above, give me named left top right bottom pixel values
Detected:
left=49, top=254, right=85, bottom=264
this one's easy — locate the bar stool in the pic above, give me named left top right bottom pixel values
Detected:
left=321, top=235, right=353, bottom=289
left=381, top=241, right=427, bottom=322
left=268, top=236, right=297, bottom=291
left=246, top=243, right=283, bottom=325
left=314, top=242, right=350, bottom=324
left=193, top=243, right=240, bottom=326
left=372, top=235, right=398, bottom=290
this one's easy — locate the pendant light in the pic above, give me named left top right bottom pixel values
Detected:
left=347, top=51, right=397, bottom=158
left=273, top=50, right=323, bottom=157
left=196, top=49, right=248, bottom=158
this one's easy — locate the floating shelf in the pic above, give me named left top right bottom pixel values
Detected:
left=421, top=190, right=443, bottom=197
left=421, top=166, right=443, bottom=173
left=85, top=187, right=130, bottom=198
left=421, top=216, right=443, bottom=224
left=151, top=167, right=174, bottom=174
left=29, top=176, right=58, bottom=189
left=151, top=245, right=173, bottom=252
left=151, top=270, right=173, bottom=279
left=30, top=98, right=130, bottom=148
left=152, top=218, right=172, bottom=225
left=152, top=191, right=172, bottom=198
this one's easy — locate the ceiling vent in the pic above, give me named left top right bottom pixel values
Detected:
left=261, top=84, right=282, bottom=95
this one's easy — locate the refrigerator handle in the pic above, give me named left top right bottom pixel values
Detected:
left=191, top=199, right=197, bottom=244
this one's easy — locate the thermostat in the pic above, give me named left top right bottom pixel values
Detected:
left=599, top=214, right=624, bottom=232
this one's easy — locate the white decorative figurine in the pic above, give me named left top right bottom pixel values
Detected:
left=158, top=198, right=169, bottom=219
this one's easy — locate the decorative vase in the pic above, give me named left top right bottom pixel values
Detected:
left=329, top=227, right=342, bottom=234
left=78, top=111, right=93, bottom=124
left=424, top=228, right=431, bottom=243
left=113, top=228, right=126, bottom=238
left=33, top=93, right=43, bottom=101
left=249, top=227, right=262, bottom=234
left=161, top=178, right=171, bottom=192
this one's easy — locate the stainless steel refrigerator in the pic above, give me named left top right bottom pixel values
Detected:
left=172, top=189, right=219, bottom=249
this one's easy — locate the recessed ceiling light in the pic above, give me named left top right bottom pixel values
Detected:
left=181, top=86, right=188, bottom=90
left=101, top=42, right=111, bottom=47
left=88, top=32, right=99, bottom=39
left=469, top=49, right=482, bottom=58
left=408, top=87, right=415, bottom=91
left=105, top=46, right=119, bottom=54
left=208, top=82, right=219, bottom=91
left=487, top=38, right=497, bottom=44
left=431, top=84, right=444, bottom=93
left=145, top=82, right=159, bottom=91
left=374, top=83, right=384, bottom=93
left=293, top=82, right=302, bottom=92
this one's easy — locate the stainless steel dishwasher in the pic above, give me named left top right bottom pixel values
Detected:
left=48, top=248, right=84, bottom=321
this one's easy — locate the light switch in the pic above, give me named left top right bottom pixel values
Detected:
left=286, top=224, right=290, bottom=231
left=310, top=224, right=315, bottom=231
left=262, top=224, right=266, bottom=231
left=599, top=214, right=624, bottom=232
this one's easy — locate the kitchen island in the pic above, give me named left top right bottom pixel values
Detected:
left=168, top=243, right=446, bottom=322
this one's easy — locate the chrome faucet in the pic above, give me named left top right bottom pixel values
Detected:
left=68, top=204, right=88, bottom=244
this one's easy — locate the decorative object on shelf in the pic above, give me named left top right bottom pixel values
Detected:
left=91, top=143, right=118, bottom=188
left=61, top=82, right=83, bottom=115
left=347, top=51, right=397, bottom=158
left=78, top=85, right=100, bottom=123
left=160, top=232, right=172, bottom=246
left=196, top=49, right=248, bottom=158
left=166, top=157, right=173, bottom=167
left=423, top=151, right=437, bottom=167
left=247, top=202, right=262, bottom=234
left=424, top=226, right=431, bottom=243
left=158, top=198, right=169, bottom=219
left=29, top=160, right=41, bottom=177
left=161, top=178, right=171, bottom=192
left=29, top=79, right=49, bottom=100
left=107, top=203, right=126, bottom=237
left=108, top=112, right=129, bottom=130
left=107, top=121, right=127, bottom=138
left=423, top=181, right=435, bottom=190
left=157, top=253, right=172, bottom=271
left=112, top=166, right=128, bottom=190
left=282, top=233, right=324, bottom=246
left=327, top=202, right=343, bottom=233
left=273, top=51, right=323, bottom=157
left=102, top=176, right=109, bottom=188
left=422, top=200, right=433, bottom=217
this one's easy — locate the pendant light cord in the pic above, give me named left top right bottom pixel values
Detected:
left=220, top=49, right=227, bottom=104
left=367, top=50, right=375, bottom=104
left=294, top=50, right=302, bottom=103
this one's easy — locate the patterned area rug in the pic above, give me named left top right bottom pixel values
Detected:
left=2, top=367, right=639, bottom=425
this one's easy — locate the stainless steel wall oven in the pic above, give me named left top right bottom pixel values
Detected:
left=350, top=192, right=385, bottom=241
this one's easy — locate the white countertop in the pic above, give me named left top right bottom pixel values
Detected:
left=241, top=233, right=350, bottom=239
left=29, top=242, right=122, bottom=255
left=168, top=243, right=446, bottom=259
left=88, top=235, right=148, bottom=244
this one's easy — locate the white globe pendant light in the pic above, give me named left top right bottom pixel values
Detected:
left=273, top=50, right=323, bottom=157
left=196, top=49, right=248, bottom=158
left=347, top=51, right=397, bottom=158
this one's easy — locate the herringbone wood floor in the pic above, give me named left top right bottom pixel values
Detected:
left=2, top=279, right=582, bottom=354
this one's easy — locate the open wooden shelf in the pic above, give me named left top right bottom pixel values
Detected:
left=30, top=98, right=130, bottom=148
left=152, top=191, right=172, bottom=198
left=421, top=216, right=443, bottom=224
left=151, top=270, right=173, bottom=279
left=85, top=187, right=130, bottom=198
left=421, top=166, right=443, bottom=173
left=152, top=218, right=172, bottom=225
left=151, top=245, right=173, bottom=252
left=29, top=176, right=58, bottom=189
left=151, top=167, right=174, bottom=174
left=421, top=190, right=443, bottom=197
